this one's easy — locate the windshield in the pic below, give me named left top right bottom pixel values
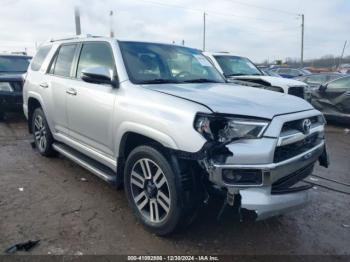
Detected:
left=214, top=55, right=262, bottom=77
left=119, top=41, right=225, bottom=84
left=0, top=56, right=31, bottom=73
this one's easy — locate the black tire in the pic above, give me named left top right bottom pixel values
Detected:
left=124, top=145, right=198, bottom=236
left=31, top=107, right=56, bottom=157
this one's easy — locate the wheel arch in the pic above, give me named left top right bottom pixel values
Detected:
left=115, top=127, right=181, bottom=186
left=27, top=96, right=44, bottom=133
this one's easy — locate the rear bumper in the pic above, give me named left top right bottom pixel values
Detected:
left=0, top=92, right=23, bottom=113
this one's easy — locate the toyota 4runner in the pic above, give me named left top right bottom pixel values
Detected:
left=23, top=35, right=329, bottom=235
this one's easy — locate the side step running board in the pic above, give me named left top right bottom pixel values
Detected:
left=53, top=143, right=117, bottom=184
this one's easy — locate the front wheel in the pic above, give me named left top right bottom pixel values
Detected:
left=124, top=145, right=195, bottom=236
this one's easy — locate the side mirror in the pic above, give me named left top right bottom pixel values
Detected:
left=319, top=84, right=327, bottom=92
left=81, top=67, right=118, bottom=88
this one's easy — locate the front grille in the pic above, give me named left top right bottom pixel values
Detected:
left=281, top=116, right=319, bottom=133
left=288, top=86, right=304, bottom=99
left=273, top=133, right=321, bottom=163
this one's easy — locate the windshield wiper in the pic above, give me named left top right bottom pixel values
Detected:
left=181, top=78, right=219, bottom=83
left=224, top=73, right=247, bottom=77
left=138, top=79, right=180, bottom=84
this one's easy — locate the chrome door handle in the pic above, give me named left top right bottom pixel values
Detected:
left=66, top=88, right=77, bottom=96
left=39, top=82, right=49, bottom=88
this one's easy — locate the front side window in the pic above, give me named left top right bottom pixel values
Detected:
left=53, top=44, right=77, bottom=77
left=327, top=76, right=350, bottom=90
left=119, top=41, right=224, bottom=84
left=214, top=56, right=262, bottom=77
left=30, top=45, right=51, bottom=71
left=76, top=42, right=115, bottom=78
left=0, top=56, right=31, bottom=73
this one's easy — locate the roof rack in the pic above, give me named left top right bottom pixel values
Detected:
left=49, top=34, right=104, bottom=42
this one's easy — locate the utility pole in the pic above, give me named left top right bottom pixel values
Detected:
left=74, top=7, right=81, bottom=35
left=110, top=10, right=114, bottom=37
left=182, top=40, right=185, bottom=46
left=338, top=40, right=347, bottom=69
left=203, top=12, right=206, bottom=51
left=300, top=14, right=304, bottom=68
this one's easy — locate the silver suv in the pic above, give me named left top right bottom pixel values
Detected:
left=23, top=35, right=329, bottom=235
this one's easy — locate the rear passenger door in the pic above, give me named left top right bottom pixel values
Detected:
left=66, top=41, right=117, bottom=157
left=46, top=43, right=78, bottom=136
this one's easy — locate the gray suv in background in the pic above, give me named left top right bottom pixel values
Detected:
left=23, top=35, right=329, bottom=235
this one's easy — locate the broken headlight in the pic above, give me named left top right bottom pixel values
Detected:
left=194, top=113, right=269, bottom=143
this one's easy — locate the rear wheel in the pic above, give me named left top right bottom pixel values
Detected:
left=31, top=108, right=56, bottom=157
left=124, top=145, right=198, bottom=235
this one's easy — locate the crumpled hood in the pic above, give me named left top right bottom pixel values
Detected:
left=147, top=83, right=313, bottom=119
left=233, top=75, right=307, bottom=87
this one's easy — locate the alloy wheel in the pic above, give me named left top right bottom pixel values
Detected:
left=130, top=158, right=171, bottom=223
left=34, top=114, right=47, bottom=152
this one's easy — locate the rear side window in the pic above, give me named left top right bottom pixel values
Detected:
left=31, top=45, right=52, bottom=71
left=53, top=44, right=78, bottom=77
left=76, top=42, right=115, bottom=78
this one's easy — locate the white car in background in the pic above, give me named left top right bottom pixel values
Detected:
left=204, top=52, right=311, bottom=101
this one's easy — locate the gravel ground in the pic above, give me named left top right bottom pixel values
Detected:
left=0, top=114, right=349, bottom=255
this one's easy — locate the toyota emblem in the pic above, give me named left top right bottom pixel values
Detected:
left=301, top=119, right=312, bottom=134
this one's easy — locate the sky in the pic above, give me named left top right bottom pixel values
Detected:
left=0, top=0, right=349, bottom=62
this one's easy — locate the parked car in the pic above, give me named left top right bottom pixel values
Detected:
left=23, top=36, right=329, bottom=235
left=260, top=68, right=282, bottom=77
left=295, top=73, right=343, bottom=89
left=311, top=76, right=350, bottom=124
left=270, top=67, right=311, bottom=78
left=0, top=54, right=31, bottom=120
left=203, top=52, right=310, bottom=100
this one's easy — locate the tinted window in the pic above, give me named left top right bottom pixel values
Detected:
left=327, top=77, right=350, bottom=90
left=47, top=53, right=58, bottom=74
left=31, top=45, right=51, bottom=71
left=76, top=42, right=115, bottom=78
left=54, top=44, right=77, bottom=77
left=0, top=56, right=31, bottom=73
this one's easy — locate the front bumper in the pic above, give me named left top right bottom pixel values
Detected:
left=240, top=187, right=309, bottom=220
left=205, top=140, right=326, bottom=220
left=0, top=91, right=23, bottom=113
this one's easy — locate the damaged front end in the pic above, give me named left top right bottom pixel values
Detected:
left=189, top=112, right=329, bottom=221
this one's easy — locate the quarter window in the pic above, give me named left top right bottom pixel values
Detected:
left=76, top=42, right=115, bottom=78
left=31, top=45, right=52, bottom=71
left=53, top=44, right=77, bottom=77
